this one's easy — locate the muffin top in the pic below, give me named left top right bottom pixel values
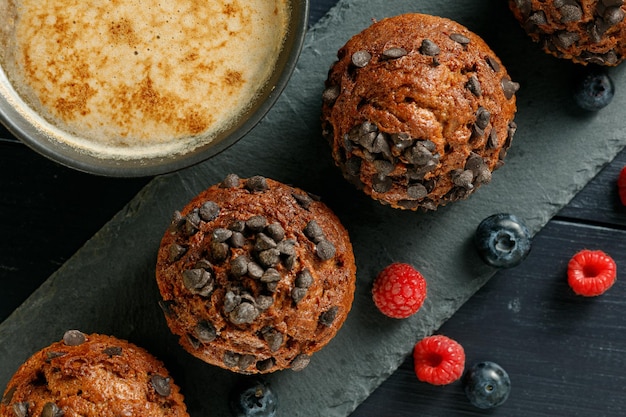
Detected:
left=321, top=13, right=518, bottom=210
left=0, top=331, right=188, bottom=417
left=155, top=174, right=357, bottom=374
left=509, top=0, right=626, bottom=66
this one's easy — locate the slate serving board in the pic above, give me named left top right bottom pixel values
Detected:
left=2, top=1, right=626, bottom=416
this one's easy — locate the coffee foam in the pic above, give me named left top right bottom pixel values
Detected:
left=1, top=0, right=290, bottom=159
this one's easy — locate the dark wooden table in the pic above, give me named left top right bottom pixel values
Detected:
left=2, top=1, right=626, bottom=416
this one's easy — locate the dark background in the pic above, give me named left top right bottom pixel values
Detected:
left=2, top=1, right=626, bottom=416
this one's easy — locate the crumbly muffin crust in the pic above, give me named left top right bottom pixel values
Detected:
left=321, top=13, right=518, bottom=211
left=155, top=174, right=356, bottom=374
left=509, top=0, right=626, bottom=66
left=0, top=331, right=188, bottom=417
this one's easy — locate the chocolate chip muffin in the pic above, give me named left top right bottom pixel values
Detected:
left=509, top=0, right=626, bottom=66
left=321, top=13, right=519, bottom=211
left=155, top=174, right=356, bottom=374
left=0, top=331, right=188, bottom=417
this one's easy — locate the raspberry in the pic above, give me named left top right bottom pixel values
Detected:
left=372, top=263, right=427, bottom=319
left=567, top=249, right=617, bottom=297
left=618, top=166, right=626, bottom=206
left=413, top=335, right=465, bottom=385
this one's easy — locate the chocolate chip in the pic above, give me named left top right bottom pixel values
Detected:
left=258, top=248, right=281, bottom=267
left=290, top=354, right=311, bottom=371
left=231, top=256, right=249, bottom=277
left=195, top=321, right=217, bottom=343
left=1, top=386, right=15, bottom=405
left=228, top=231, right=246, bottom=248
left=322, top=85, right=341, bottom=104
left=228, top=220, right=246, bottom=233
left=405, top=142, right=435, bottom=166
left=210, top=241, right=230, bottom=262
left=450, top=33, right=470, bottom=45
left=63, top=330, right=86, bottom=346
left=351, top=50, right=372, bottom=67
left=382, top=47, right=408, bottom=59
left=319, top=306, right=338, bottom=326
left=554, top=31, right=580, bottom=48
left=41, top=402, right=64, bottom=417
left=293, top=192, right=314, bottom=209
left=291, top=287, right=308, bottom=304
left=224, top=291, right=241, bottom=313
left=345, top=157, right=362, bottom=177
left=247, top=262, right=264, bottom=279
left=265, top=223, right=285, bottom=242
left=501, top=78, right=520, bottom=100
left=560, top=3, right=583, bottom=23
left=527, top=10, right=547, bottom=26
left=246, top=216, right=267, bottom=232
left=223, top=351, right=239, bottom=368
left=303, top=220, right=324, bottom=243
left=372, top=174, right=393, bottom=193
left=317, top=240, right=336, bottom=260
left=245, top=176, right=269, bottom=192
left=603, top=0, right=624, bottom=6
left=12, top=403, right=28, bottom=417
left=295, top=269, right=314, bottom=288
left=255, top=233, right=277, bottom=251
left=168, top=243, right=187, bottom=263
left=230, top=302, right=260, bottom=325
left=261, top=328, right=283, bottom=352
left=513, top=0, right=532, bottom=16
left=199, top=201, right=220, bottom=222
left=46, top=351, right=67, bottom=361
left=487, top=128, right=499, bottom=149
left=184, top=209, right=202, bottom=235
left=373, top=159, right=394, bottom=175
left=158, top=300, right=176, bottom=317
left=390, top=132, right=412, bottom=151
left=419, top=39, right=440, bottom=56
left=169, top=210, right=185, bottom=233
left=256, top=295, right=274, bottom=311
left=221, top=174, right=240, bottom=188
left=260, top=268, right=281, bottom=283
left=486, top=56, right=500, bottom=72
left=604, top=6, right=625, bottom=25
left=256, top=358, right=275, bottom=372
left=183, top=268, right=212, bottom=294
left=238, top=355, right=256, bottom=370
left=103, top=346, right=123, bottom=357
left=451, top=169, right=475, bottom=190
left=407, top=183, right=428, bottom=200
left=475, top=107, right=491, bottom=130
left=276, top=239, right=296, bottom=256
left=211, top=229, right=232, bottom=244
left=466, top=75, right=482, bottom=97
left=284, top=254, right=296, bottom=270
left=151, top=375, right=172, bottom=397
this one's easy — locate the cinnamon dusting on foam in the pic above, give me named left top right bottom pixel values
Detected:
left=0, top=0, right=290, bottom=159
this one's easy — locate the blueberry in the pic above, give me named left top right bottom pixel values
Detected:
left=474, top=213, right=531, bottom=268
left=573, top=67, right=615, bottom=111
left=463, top=361, right=511, bottom=409
left=229, top=378, right=277, bottom=417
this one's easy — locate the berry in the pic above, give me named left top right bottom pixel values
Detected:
left=372, top=263, right=427, bottom=319
left=573, top=67, right=615, bottom=111
left=413, top=335, right=465, bottom=385
left=618, top=166, right=626, bottom=206
left=474, top=213, right=532, bottom=268
left=229, top=379, right=277, bottom=417
left=463, top=361, right=511, bottom=409
left=567, top=249, right=617, bottom=297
